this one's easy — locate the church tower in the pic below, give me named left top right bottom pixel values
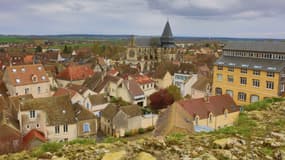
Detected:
left=160, top=21, right=175, bottom=48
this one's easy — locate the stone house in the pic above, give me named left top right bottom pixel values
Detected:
left=53, top=88, right=84, bottom=105
left=18, top=95, right=97, bottom=142
left=0, top=96, right=22, bottom=154
left=117, top=80, right=146, bottom=107
left=191, top=76, right=211, bottom=99
left=154, top=102, right=194, bottom=137
left=101, top=104, right=157, bottom=137
left=86, top=94, right=109, bottom=116
left=128, top=74, right=157, bottom=97
left=178, top=94, right=240, bottom=131
left=151, top=71, right=172, bottom=89
left=3, top=64, right=51, bottom=98
left=22, top=129, right=46, bottom=150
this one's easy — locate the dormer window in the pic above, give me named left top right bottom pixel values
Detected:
left=32, top=75, right=38, bottom=83
left=15, top=78, right=20, bottom=84
left=30, top=110, right=36, bottom=118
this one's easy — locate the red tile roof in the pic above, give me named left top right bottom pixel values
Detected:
left=4, top=64, right=49, bottom=86
left=22, top=129, right=46, bottom=147
left=23, top=55, right=34, bottom=64
left=57, top=64, right=94, bottom=81
left=178, top=94, right=239, bottom=119
left=53, top=88, right=77, bottom=97
left=107, top=69, right=119, bottom=76
left=130, top=74, right=154, bottom=84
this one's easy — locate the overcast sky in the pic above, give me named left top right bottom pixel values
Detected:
left=1, top=0, right=285, bottom=38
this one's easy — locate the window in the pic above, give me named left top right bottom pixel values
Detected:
left=250, top=95, right=259, bottom=103
left=217, top=65, right=223, bottom=70
left=86, top=103, right=90, bottom=110
left=25, top=88, right=29, bottom=94
left=240, top=77, right=247, bottom=85
left=83, top=123, right=90, bottom=133
left=238, top=92, right=247, bottom=101
left=252, top=79, right=260, bottom=87
left=26, top=125, right=30, bottom=129
left=227, top=75, right=234, bottom=83
left=217, top=74, right=223, bottom=81
left=226, top=90, right=233, bottom=97
left=15, top=78, right=20, bottom=84
left=266, top=81, right=274, bottom=89
left=30, top=110, right=36, bottom=118
left=228, top=67, right=234, bottom=72
left=253, top=70, right=260, bottom=76
left=37, top=87, right=41, bottom=94
left=215, top=88, right=222, bottom=96
left=36, top=124, right=40, bottom=128
left=281, top=83, right=285, bottom=92
left=55, top=125, right=60, bottom=134
left=63, top=124, right=68, bottom=133
left=267, top=72, right=275, bottom=77
left=241, top=68, right=247, bottom=74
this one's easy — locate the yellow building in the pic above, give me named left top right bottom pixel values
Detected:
left=212, top=41, right=285, bottom=105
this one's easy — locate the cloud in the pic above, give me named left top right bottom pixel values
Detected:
left=146, top=0, right=285, bottom=19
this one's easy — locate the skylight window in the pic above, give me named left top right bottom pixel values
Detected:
left=12, top=69, right=16, bottom=72
left=21, top=68, right=26, bottom=72
left=38, top=66, right=42, bottom=70
left=15, top=78, right=20, bottom=83
left=228, top=63, right=235, bottom=66
left=268, top=67, right=276, bottom=70
left=217, top=62, right=224, bottom=65
left=41, top=76, right=46, bottom=80
left=254, top=65, right=262, bottom=69
left=241, top=64, right=249, bottom=67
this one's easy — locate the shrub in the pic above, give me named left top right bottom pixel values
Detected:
left=103, top=136, right=120, bottom=143
left=245, top=97, right=284, bottom=111
left=138, top=128, right=145, bottom=134
left=124, top=131, right=131, bottom=137
left=166, top=133, right=186, bottom=145
left=146, top=126, right=155, bottom=131
left=31, top=142, right=63, bottom=157
left=68, top=138, right=96, bottom=145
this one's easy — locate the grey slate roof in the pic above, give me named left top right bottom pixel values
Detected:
left=215, top=55, right=285, bottom=72
left=161, top=21, right=173, bottom=38
left=224, top=41, right=285, bottom=53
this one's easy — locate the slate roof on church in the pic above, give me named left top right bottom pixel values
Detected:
left=161, top=21, right=173, bottom=38
left=223, top=41, right=285, bottom=53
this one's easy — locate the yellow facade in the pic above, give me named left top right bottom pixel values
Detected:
left=212, top=65, right=280, bottom=105
left=194, top=112, right=239, bottom=130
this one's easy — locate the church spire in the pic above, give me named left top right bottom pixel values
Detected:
left=160, top=20, right=175, bottom=48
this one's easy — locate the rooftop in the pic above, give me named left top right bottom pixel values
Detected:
left=224, top=41, right=285, bottom=53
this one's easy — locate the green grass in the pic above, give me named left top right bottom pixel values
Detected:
left=245, top=97, right=284, bottom=111
left=166, top=133, right=187, bottom=145
left=31, top=142, right=63, bottom=157
left=68, top=138, right=96, bottom=145
left=0, top=36, right=29, bottom=43
left=213, top=112, right=258, bottom=137
left=260, top=147, right=273, bottom=156
left=103, top=136, right=121, bottom=143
